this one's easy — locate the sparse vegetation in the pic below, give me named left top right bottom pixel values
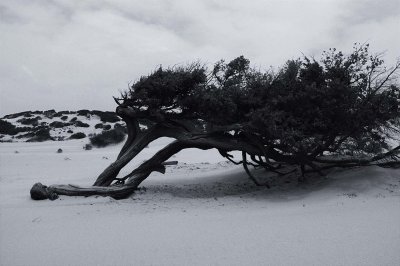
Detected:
left=0, top=119, right=17, bottom=135
left=77, top=109, right=90, bottom=116
left=83, top=143, right=93, bottom=150
left=70, top=132, right=86, bottom=139
left=74, top=120, right=90, bottom=128
left=89, top=129, right=125, bottom=147
left=92, top=110, right=120, bottom=123
left=17, top=117, right=41, bottom=126
left=27, top=128, right=53, bottom=142
left=50, top=121, right=71, bottom=128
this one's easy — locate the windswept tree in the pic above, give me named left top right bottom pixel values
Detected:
left=31, top=44, right=400, bottom=200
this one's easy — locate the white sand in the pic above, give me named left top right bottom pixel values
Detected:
left=1, top=140, right=399, bottom=266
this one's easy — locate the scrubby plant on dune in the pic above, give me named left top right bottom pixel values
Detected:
left=31, top=44, right=400, bottom=200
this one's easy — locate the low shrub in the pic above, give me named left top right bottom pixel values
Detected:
left=49, top=121, right=71, bottom=128
left=95, top=123, right=104, bottom=129
left=77, top=109, right=90, bottom=116
left=70, top=117, right=77, bottom=122
left=43, top=109, right=56, bottom=118
left=103, top=124, right=112, bottom=130
left=0, top=119, right=17, bottom=135
left=17, top=117, right=40, bottom=126
left=89, top=129, right=125, bottom=147
left=74, top=120, right=90, bottom=128
left=83, top=144, right=93, bottom=150
left=53, top=112, right=63, bottom=117
left=60, top=115, right=68, bottom=121
left=27, top=128, right=53, bottom=142
left=3, top=111, right=31, bottom=119
left=70, top=132, right=86, bottom=139
left=92, top=111, right=120, bottom=123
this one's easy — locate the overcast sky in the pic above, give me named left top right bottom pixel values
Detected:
left=1, top=0, right=399, bottom=115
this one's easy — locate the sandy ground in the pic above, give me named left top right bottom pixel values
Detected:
left=1, top=140, right=399, bottom=266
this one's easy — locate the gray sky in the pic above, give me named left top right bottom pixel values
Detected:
left=1, top=0, right=399, bottom=115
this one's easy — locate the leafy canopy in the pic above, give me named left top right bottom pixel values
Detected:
left=119, top=44, right=399, bottom=157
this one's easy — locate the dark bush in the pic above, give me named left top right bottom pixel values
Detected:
left=74, top=120, right=90, bottom=128
left=15, top=126, right=32, bottom=134
left=27, top=128, right=53, bottom=142
left=103, top=124, right=112, bottom=130
left=50, top=121, right=71, bottom=128
left=59, top=111, right=71, bottom=115
left=3, top=111, right=31, bottom=119
left=92, top=111, right=120, bottom=123
left=53, top=112, right=63, bottom=117
left=43, top=109, right=56, bottom=118
left=69, top=132, right=86, bottom=139
left=83, top=144, right=93, bottom=150
left=89, top=129, right=125, bottom=147
left=77, top=109, right=90, bottom=116
left=70, top=117, right=77, bottom=122
left=17, top=117, right=40, bottom=126
left=95, top=123, right=104, bottom=129
left=0, top=119, right=17, bottom=135
left=60, top=115, right=69, bottom=121
left=67, top=129, right=73, bottom=133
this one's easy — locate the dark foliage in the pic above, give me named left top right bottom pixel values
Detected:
left=73, top=120, right=90, bottom=128
left=70, top=117, right=77, bottom=122
left=53, top=112, right=63, bottom=117
left=77, top=109, right=90, bottom=116
left=49, top=121, right=71, bottom=128
left=118, top=44, right=400, bottom=168
left=60, top=115, right=69, bottom=121
left=95, top=123, right=104, bottom=129
left=91, top=110, right=120, bottom=123
left=83, top=143, right=93, bottom=150
left=3, top=111, right=32, bottom=119
left=103, top=124, right=112, bottom=130
left=70, top=132, right=86, bottom=139
left=0, top=119, right=17, bottom=135
left=17, top=117, right=41, bottom=126
left=27, top=128, right=53, bottom=142
left=89, top=129, right=125, bottom=147
left=43, top=109, right=56, bottom=118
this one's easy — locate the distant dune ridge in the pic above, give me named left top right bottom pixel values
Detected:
left=0, top=109, right=127, bottom=143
